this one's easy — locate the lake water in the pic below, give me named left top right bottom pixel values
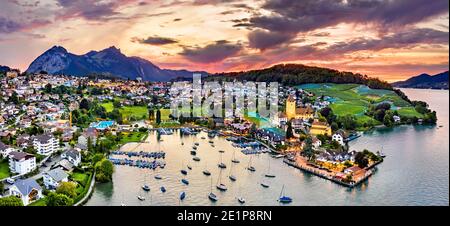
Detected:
left=86, top=89, right=448, bottom=206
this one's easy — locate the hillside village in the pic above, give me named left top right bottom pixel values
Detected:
left=0, top=69, right=436, bottom=206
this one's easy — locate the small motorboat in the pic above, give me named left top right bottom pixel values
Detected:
left=180, top=192, right=186, bottom=200
left=154, top=175, right=163, bottom=180
left=187, top=165, right=192, bottom=170
left=191, top=150, right=197, bottom=155
left=247, top=166, right=256, bottom=172
left=181, top=178, right=189, bottom=185
left=192, top=146, right=198, bottom=150
left=208, top=140, right=214, bottom=144
left=265, top=174, right=276, bottom=178
left=211, top=145, right=215, bottom=148
left=203, top=170, right=211, bottom=176
left=229, top=175, right=237, bottom=181
left=261, top=182, right=269, bottom=188
left=237, top=197, right=246, bottom=204
left=181, top=142, right=184, bottom=145
left=193, top=156, right=201, bottom=161
left=142, top=185, right=150, bottom=191
left=218, top=150, right=225, bottom=153
left=137, top=195, right=145, bottom=201
left=181, top=169, right=188, bottom=175
left=231, top=159, right=240, bottom=163
left=218, top=163, right=227, bottom=169
left=160, top=186, right=166, bottom=193
left=216, top=183, right=227, bottom=191
left=208, top=193, right=218, bottom=202
left=194, top=142, right=199, bottom=146
left=201, top=137, right=206, bottom=139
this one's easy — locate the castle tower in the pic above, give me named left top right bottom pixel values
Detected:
left=286, top=94, right=296, bottom=120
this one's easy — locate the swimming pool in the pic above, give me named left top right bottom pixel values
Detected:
left=90, top=121, right=115, bottom=130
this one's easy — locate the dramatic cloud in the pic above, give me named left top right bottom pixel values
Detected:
left=180, top=40, right=243, bottom=63
left=0, top=17, right=50, bottom=34
left=244, top=0, right=449, bottom=49
left=56, top=0, right=138, bottom=21
left=248, top=30, right=295, bottom=50
left=132, top=36, right=178, bottom=45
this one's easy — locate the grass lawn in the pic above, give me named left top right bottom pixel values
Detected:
left=71, top=172, right=90, bottom=187
left=329, top=102, right=366, bottom=116
left=120, top=106, right=148, bottom=121
left=119, top=132, right=147, bottom=144
left=397, top=107, right=423, bottom=118
left=101, top=102, right=114, bottom=112
left=28, top=198, right=46, bottom=206
left=0, top=160, right=10, bottom=180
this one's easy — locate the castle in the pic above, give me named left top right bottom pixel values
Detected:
left=286, top=94, right=314, bottom=120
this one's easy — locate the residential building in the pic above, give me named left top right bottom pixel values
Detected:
left=61, top=149, right=81, bottom=166
left=9, top=151, right=36, bottom=175
left=332, top=130, right=348, bottom=146
left=43, top=168, right=69, bottom=189
left=0, top=141, right=14, bottom=158
left=8, top=178, right=42, bottom=206
left=310, top=120, right=332, bottom=136
left=33, top=134, right=58, bottom=155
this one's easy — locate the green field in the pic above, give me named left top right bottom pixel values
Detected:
left=0, top=160, right=10, bottom=180
left=101, top=102, right=148, bottom=121
left=298, top=83, right=422, bottom=121
left=71, top=172, right=89, bottom=187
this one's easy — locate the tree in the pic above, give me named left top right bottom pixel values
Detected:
left=56, top=182, right=77, bottom=198
left=0, top=182, right=4, bottom=194
left=302, top=136, right=315, bottom=161
left=46, top=192, right=74, bottom=206
left=80, top=98, right=91, bottom=110
left=383, top=111, right=394, bottom=127
left=0, top=196, right=23, bottom=206
left=148, top=108, right=155, bottom=120
left=155, top=109, right=161, bottom=125
left=95, top=159, right=114, bottom=183
left=285, top=121, right=294, bottom=139
left=354, top=152, right=369, bottom=168
left=44, top=83, right=52, bottom=93
left=207, top=118, right=215, bottom=129
left=339, top=115, right=357, bottom=130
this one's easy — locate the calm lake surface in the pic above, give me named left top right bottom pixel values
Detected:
left=86, top=88, right=449, bottom=206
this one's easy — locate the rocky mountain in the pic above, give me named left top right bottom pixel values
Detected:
left=26, top=46, right=206, bottom=81
left=392, top=71, right=449, bottom=89
left=0, top=65, right=11, bottom=73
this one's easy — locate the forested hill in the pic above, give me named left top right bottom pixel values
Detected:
left=207, top=64, right=393, bottom=90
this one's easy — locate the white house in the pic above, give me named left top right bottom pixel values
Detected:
left=0, top=141, right=15, bottom=158
left=77, top=128, right=98, bottom=148
left=393, top=115, right=401, bottom=123
left=8, top=178, right=42, bottom=206
left=332, top=130, right=347, bottom=146
left=61, top=149, right=81, bottom=167
left=312, top=136, right=322, bottom=149
left=33, top=134, right=58, bottom=155
left=9, top=151, right=36, bottom=175
left=43, top=168, right=69, bottom=189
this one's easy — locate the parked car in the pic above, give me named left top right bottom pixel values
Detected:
left=6, top=178, right=15, bottom=184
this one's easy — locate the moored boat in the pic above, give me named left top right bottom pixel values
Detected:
left=193, top=156, right=201, bottom=161
left=142, top=185, right=150, bottom=191
left=181, top=178, right=189, bottom=185
left=160, top=186, right=166, bottom=193
left=137, top=195, right=145, bottom=201
left=154, top=175, right=162, bottom=180
left=180, top=192, right=186, bottom=200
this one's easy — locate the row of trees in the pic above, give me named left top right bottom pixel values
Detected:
left=208, top=64, right=393, bottom=90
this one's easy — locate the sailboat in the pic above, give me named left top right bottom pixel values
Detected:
left=180, top=191, right=186, bottom=200
left=154, top=175, right=163, bottom=180
left=193, top=156, right=201, bottom=161
left=264, top=158, right=276, bottom=178
left=160, top=186, right=166, bottom=193
left=228, top=162, right=236, bottom=181
left=236, top=185, right=245, bottom=204
left=231, top=150, right=240, bottom=163
left=208, top=177, right=218, bottom=202
left=142, top=172, right=150, bottom=191
left=278, top=185, right=293, bottom=203
left=137, top=195, right=145, bottom=201
left=180, top=161, right=188, bottom=175
left=216, top=169, right=227, bottom=191
left=247, top=156, right=256, bottom=172
left=181, top=178, right=189, bottom=185
left=203, top=163, right=211, bottom=176
left=218, top=152, right=227, bottom=169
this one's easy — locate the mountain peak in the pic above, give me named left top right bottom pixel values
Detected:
left=102, top=46, right=121, bottom=54
left=48, top=45, right=68, bottom=53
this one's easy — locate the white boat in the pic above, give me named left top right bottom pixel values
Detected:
left=137, top=195, right=145, bottom=201
left=208, top=177, right=218, bottom=202
left=216, top=169, right=227, bottom=191
left=237, top=197, right=246, bottom=204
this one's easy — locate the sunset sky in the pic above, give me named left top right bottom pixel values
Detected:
left=0, top=0, right=448, bottom=82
